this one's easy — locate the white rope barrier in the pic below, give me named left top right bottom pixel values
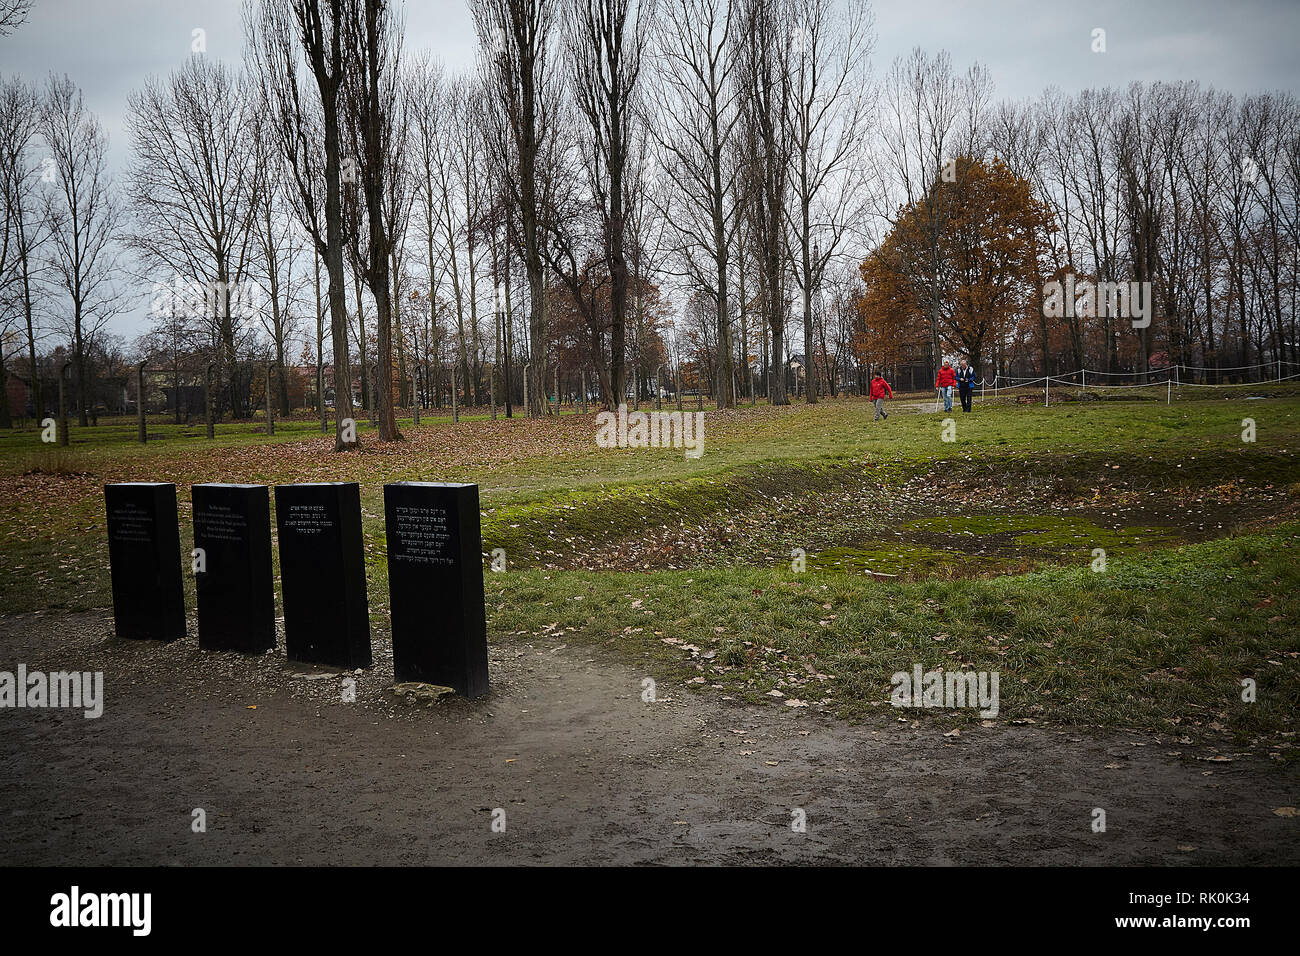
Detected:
left=960, top=367, right=1300, bottom=409
left=1047, top=378, right=1169, bottom=389
left=1173, top=371, right=1300, bottom=386
left=985, top=358, right=1300, bottom=388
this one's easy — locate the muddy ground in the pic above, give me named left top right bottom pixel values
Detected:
left=1, top=611, right=1295, bottom=866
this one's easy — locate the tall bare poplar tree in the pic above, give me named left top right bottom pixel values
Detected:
left=42, top=74, right=121, bottom=426
left=737, top=0, right=793, bottom=404
left=341, top=0, right=406, bottom=441
left=565, top=0, right=652, bottom=407
left=784, top=0, right=873, bottom=403
left=248, top=0, right=359, bottom=450
left=648, top=0, right=741, bottom=408
left=474, top=0, right=558, bottom=417
left=0, top=75, right=48, bottom=419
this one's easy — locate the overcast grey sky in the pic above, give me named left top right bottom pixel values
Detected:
left=3, top=0, right=1298, bottom=338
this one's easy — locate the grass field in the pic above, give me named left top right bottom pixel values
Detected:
left=4, top=392, right=1298, bottom=749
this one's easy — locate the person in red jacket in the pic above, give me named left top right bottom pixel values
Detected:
left=869, top=372, right=893, bottom=421
left=935, top=360, right=957, bottom=412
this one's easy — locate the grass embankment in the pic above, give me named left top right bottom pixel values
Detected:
left=488, top=525, right=1300, bottom=746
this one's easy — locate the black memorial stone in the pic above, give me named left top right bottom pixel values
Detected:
left=383, top=482, right=489, bottom=697
left=274, top=482, right=371, bottom=668
left=104, top=482, right=186, bottom=641
left=192, top=483, right=275, bottom=653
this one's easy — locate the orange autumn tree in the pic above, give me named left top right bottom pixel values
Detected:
left=858, top=156, right=1053, bottom=376
left=855, top=240, right=926, bottom=376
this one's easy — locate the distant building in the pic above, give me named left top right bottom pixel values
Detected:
left=5, top=375, right=31, bottom=419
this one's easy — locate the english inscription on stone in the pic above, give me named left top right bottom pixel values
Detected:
left=193, top=483, right=274, bottom=654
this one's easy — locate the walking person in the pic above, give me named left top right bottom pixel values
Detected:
left=935, top=359, right=956, bottom=413
left=869, top=371, right=893, bottom=421
left=956, top=357, right=976, bottom=413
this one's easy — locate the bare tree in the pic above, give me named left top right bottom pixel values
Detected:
left=784, top=0, right=873, bottom=403
left=42, top=73, right=122, bottom=426
left=474, top=0, right=559, bottom=417
left=340, top=0, right=406, bottom=441
left=0, top=74, right=49, bottom=419
left=1114, top=83, right=1158, bottom=381
left=125, top=56, right=264, bottom=419
left=990, top=95, right=1057, bottom=375
left=563, top=0, right=653, bottom=407
left=407, top=53, right=448, bottom=409
left=648, top=0, right=742, bottom=407
left=423, top=73, right=484, bottom=411
left=252, top=160, right=303, bottom=416
left=737, top=0, right=794, bottom=404
left=542, top=95, right=616, bottom=404
left=0, top=0, right=31, bottom=36
left=1067, top=86, right=1124, bottom=374
left=247, top=0, right=359, bottom=450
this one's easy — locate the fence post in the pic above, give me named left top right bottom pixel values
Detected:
left=266, top=363, right=275, bottom=436
left=58, top=362, right=70, bottom=447
left=1045, top=375, right=1050, bottom=408
left=137, top=362, right=147, bottom=444
left=205, top=363, right=215, bottom=440
left=1167, top=378, right=1171, bottom=404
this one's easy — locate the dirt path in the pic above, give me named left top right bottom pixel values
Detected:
left=891, top=399, right=945, bottom=415
left=1, top=611, right=1295, bottom=865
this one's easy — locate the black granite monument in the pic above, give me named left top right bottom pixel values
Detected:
left=383, top=482, right=489, bottom=697
left=192, top=483, right=275, bottom=653
left=274, top=482, right=371, bottom=668
left=104, top=482, right=186, bottom=641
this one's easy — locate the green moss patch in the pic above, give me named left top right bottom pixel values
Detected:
left=904, top=513, right=1182, bottom=556
left=808, top=543, right=976, bottom=577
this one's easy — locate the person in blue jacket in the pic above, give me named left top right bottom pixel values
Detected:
left=956, top=357, right=976, bottom=413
